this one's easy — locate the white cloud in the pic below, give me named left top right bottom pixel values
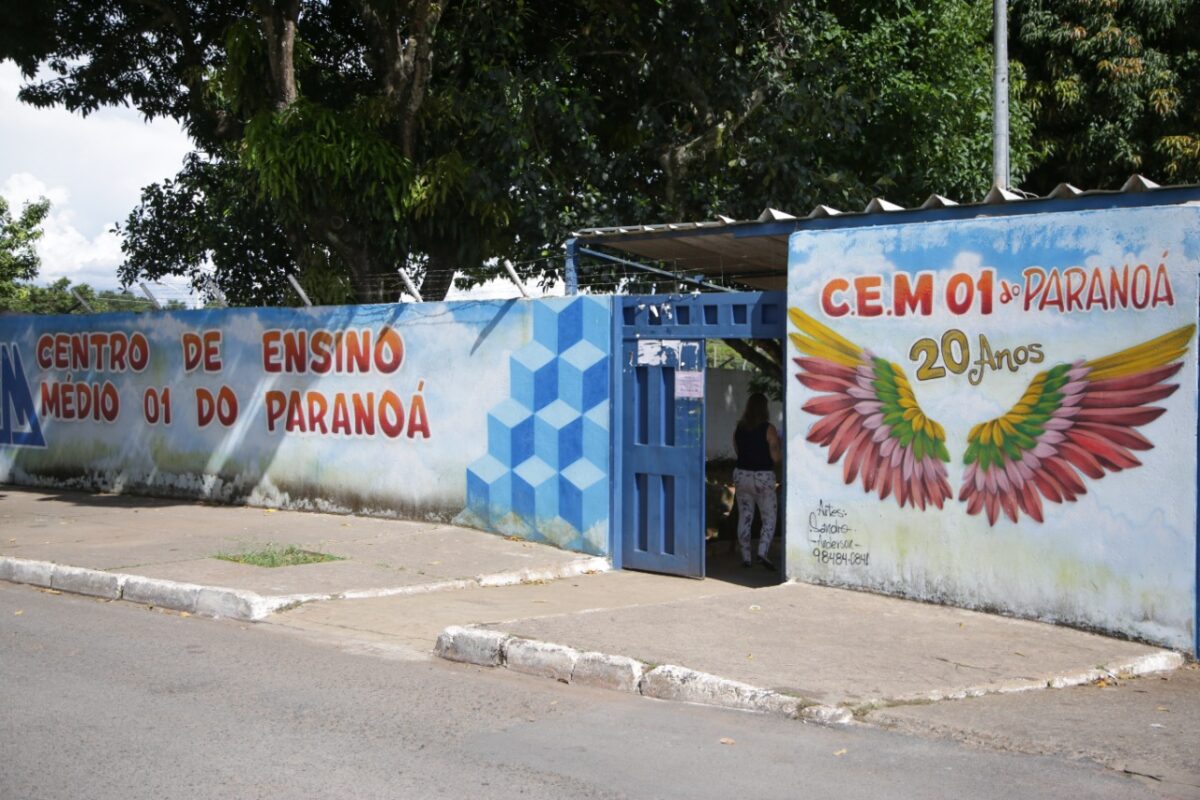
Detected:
left=0, top=62, right=193, bottom=289
left=2, top=172, right=125, bottom=287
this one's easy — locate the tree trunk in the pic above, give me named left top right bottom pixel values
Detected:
left=255, top=1, right=301, bottom=111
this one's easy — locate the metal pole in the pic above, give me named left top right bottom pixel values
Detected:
left=139, top=282, right=163, bottom=310
left=564, top=238, right=580, bottom=296
left=502, top=261, right=529, bottom=298
left=286, top=274, right=313, bottom=307
left=992, top=0, right=1009, bottom=190
left=576, top=247, right=733, bottom=293
left=397, top=268, right=422, bottom=302
left=69, top=288, right=94, bottom=313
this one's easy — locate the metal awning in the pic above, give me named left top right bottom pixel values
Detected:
left=567, top=176, right=1200, bottom=293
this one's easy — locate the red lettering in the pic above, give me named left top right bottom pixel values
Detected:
left=100, top=382, right=119, bottom=422
left=263, top=331, right=283, bottom=373
left=203, top=331, right=222, bottom=372
left=379, top=390, right=405, bottom=438
left=821, top=278, right=851, bottom=317
left=284, top=331, right=307, bottom=373
left=54, top=334, right=70, bottom=369
left=1132, top=264, right=1152, bottom=309
left=1085, top=269, right=1109, bottom=310
left=310, top=331, right=334, bottom=374
left=36, top=334, right=53, bottom=370
left=70, top=334, right=88, bottom=370
left=892, top=272, right=933, bottom=317
left=1064, top=267, right=1086, bottom=312
left=182, top=333, right=203, bottom=371
left=352, top=393, right=375, bottom=435
left=854, top=276, right=883, bottom=317
left=40, top=382, right=60, bottom=416
left=344, top=331, right=370, bottom=373
left=196, top=388, right=215, bottom=427
left=1152, top=264, right=1174, bottom=307
left=330, top=393, right=350, bottom=435
left=128, top=333, right=149, bottom=371
left=285, top=391, right=306, bottom=432
left=1109, top=266, right=1129, bottom=308
left=945, top=273, right=975, bottom=315
left=109, top=333, right=128, bottom=371
left=1023, top=268, right=1045, bottom=312
left=373, top=327, right=404, bottom=373
left=306, top=392, right=328, bottom=434
left=265, top=390, right=286, bottom=432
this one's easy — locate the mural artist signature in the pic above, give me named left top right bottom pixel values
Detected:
left=808, top=500, right=870, bottom=566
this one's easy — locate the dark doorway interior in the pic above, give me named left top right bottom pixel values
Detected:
left=703, top=338, right=785, bottom=587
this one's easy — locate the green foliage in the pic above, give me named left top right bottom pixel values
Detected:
left=0, top=195, right=50, bottom=310
left=14, top=0, right=1198, bottom=306
left=215, top=543, right=343, bottom=568
left=1012, top=0, right=1200, bottom=190
left=6, top=0, right=1036, bottom=304
left=4, top=277, right=184, bottom=315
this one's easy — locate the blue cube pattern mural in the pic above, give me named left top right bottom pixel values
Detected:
left=460, top=296, right=611, bottom=555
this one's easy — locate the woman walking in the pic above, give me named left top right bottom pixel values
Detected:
left=732, top=392, right=781, bottom=569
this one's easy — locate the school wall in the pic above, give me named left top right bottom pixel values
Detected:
left=0, top=296, right=612, bottom=556
left=785, top=204, right=1199, bottom=654
left=705, top=368, right=784, bottom=461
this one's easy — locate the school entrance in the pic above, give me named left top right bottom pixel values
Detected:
left=611, top=292, right=786, bottom=580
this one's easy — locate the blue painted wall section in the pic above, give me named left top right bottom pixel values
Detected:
left=458, top=296, right=611, bottom=555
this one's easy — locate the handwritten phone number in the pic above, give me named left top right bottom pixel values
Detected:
left=812, top=549, right=870, bottom=566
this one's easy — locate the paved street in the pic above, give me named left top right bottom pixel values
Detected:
left=0, top=583, right=1174, bottom=800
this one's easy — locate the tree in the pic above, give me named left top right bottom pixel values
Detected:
left=1012, top=0, right=1200, bottom=192
left=4, top=1, right=1033, bottom=306
left=0, top=195, right=50, bottom=311
left=6, top=277, right=185, bottom=314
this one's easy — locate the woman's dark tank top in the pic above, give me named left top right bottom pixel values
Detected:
left=735, top=422, right=774, bottom=470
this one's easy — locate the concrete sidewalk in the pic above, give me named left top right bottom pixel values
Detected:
left=0, top=486, right=605, bottom=616
left=457, top=582, right=1180, bottom=713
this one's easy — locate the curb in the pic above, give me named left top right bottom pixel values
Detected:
left=433, top=625, right=853, bottom=725
left=0, top=554, right=611, bottom=623
left=851, top=649, right=1187, bottom=713
left=433, top=625, right=1186, bottom=726
left=1, top=557, right=274, bottom=621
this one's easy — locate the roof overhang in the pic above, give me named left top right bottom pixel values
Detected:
left=569, top=178, right=1200, bottom=293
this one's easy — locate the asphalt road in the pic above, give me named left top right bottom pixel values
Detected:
left=0, top=583, right=1165, bottom=800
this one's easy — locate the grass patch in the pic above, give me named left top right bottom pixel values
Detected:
left=215, top=543, right=343, bottom=568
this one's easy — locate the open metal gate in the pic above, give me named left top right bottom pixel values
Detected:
left=612, top=293, right=786, bottom=577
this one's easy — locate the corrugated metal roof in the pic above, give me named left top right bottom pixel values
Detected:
left=570, top=176, right=1200, bottom=292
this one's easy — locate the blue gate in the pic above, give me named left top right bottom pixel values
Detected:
left=612, top=292, right=787, bottom=576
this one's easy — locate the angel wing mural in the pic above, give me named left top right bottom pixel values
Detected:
left=789, top=309, right=953, bottom=511
left=791, top=307, right=1196, bottom=526
left=958, top=324, right=1196, bottom=525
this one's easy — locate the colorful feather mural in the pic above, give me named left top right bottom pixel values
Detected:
left=958, top=324, right=1197, bottom=525
left=790, top=309, right=1196, bottom=526
left=789, top=308, right=953, bottom=511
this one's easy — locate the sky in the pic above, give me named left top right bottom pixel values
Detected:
left=0, top=62, right=197, bottom=300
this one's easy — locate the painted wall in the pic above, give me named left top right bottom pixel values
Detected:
left=0, top=296, right=611, bottom=555
left=786, top=205, right=1199, bottom=653
left=705, top=368, right=784, bottom=461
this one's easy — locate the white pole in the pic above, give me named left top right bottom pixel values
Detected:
left=70, top=288, right=94, bottom=313
left=993, top=0, right=1010, bottom=190
left=139, top=282, right=163, bottom=310
left=286, top=274, right=313, bottom=307
left=502, top=261, right=529, bottom=298
left=397, top=268, right=423, bottom=302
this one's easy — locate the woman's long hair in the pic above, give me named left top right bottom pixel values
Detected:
left=737, top=392, right=770, bottom=432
